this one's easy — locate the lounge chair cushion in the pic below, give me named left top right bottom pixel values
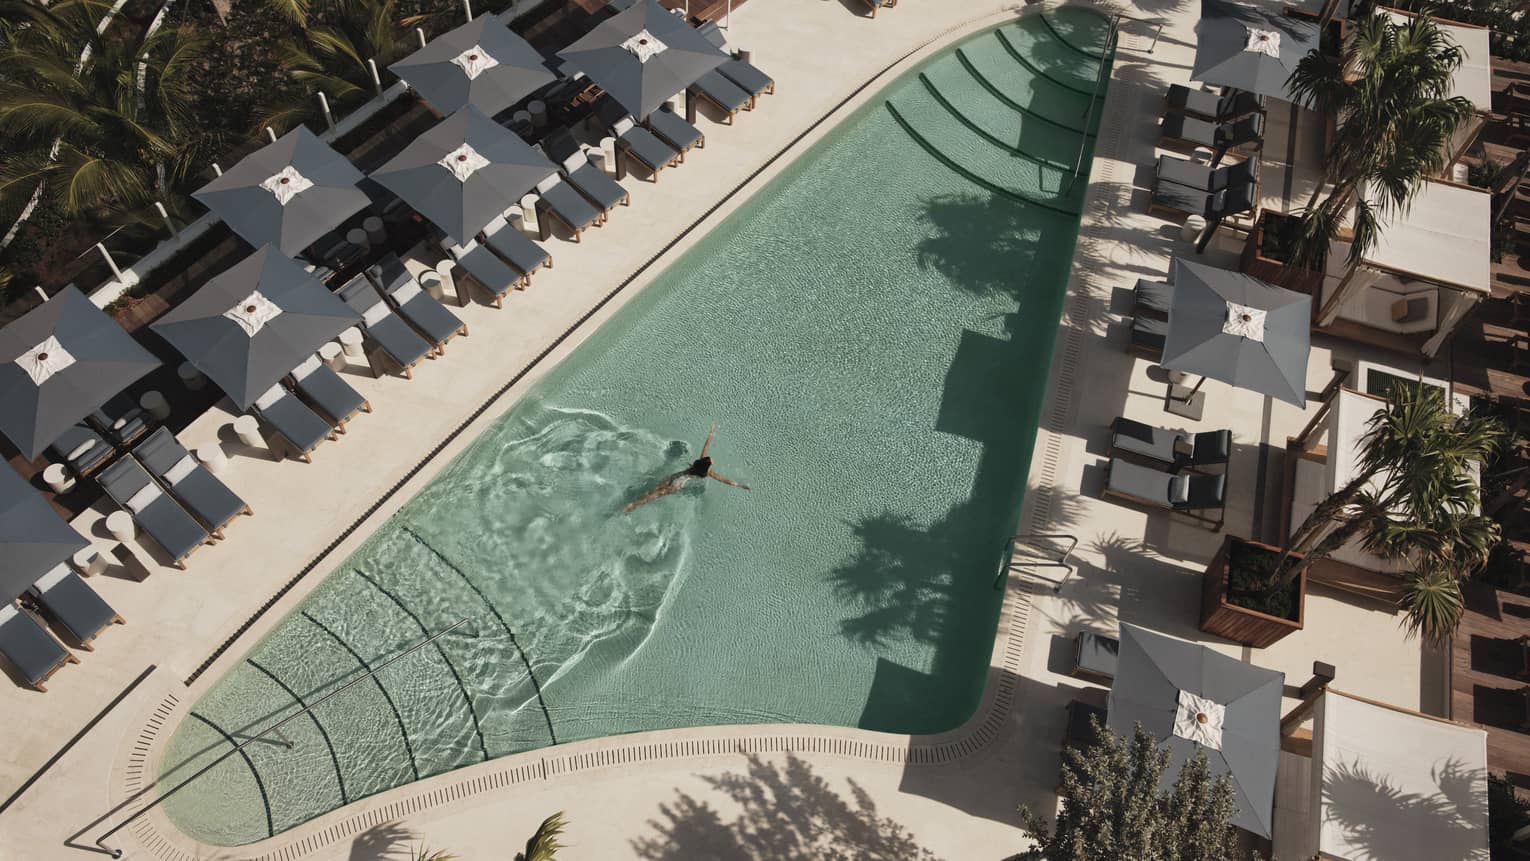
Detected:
left=1156, top=155, right=1215, bottom=191
left=133, top=427, right=247, bottom=531
left=35, top=563, right=71, bottom=592
left=254, top=385, right=286, bottom=411
left=99, top=457, right=209, bottom=562
left=647, top=108, right=703, bottom=152
left=163, top=455, right=198, bottom=485
left=692, top=70, right=751, bottom=113
left=260, top=393, right=332, bottom=453
left=292, top=354, right=323, bottom=380
left=361, top=302, right=391, bottom=328
left=540, top=181, right=600, bottom=228
left=1191, top=430, right=1233, bottom=466
left=125, top=483, right=162, bottom=515
left=1210, top=183, right=1256, bottom=218
left=481, top=225, right=551, bottom=278
left=719, top=58, right=773, bottom=97
left=0, top=607, right=69, bottom=687
left=536, top=174, right=562, bottom=194
left=394, top=279, right=422, bottom=304
left=1074, top=632, right=1119, bottom=681
left=616, top=125, right=679, bottom=172
left=1134, top=280, right=1173, bottom=315
left=455, top=240, right=520, bottom=298
left=67, top=438, right=96, bottom=461
left=294, top=362, right=367, bottom=425
left=1181, top=473, right=1226, bottom=509
left=1131, top=315, right=1168, bottom=351
left=1153, top=182, right=1211, bottom=216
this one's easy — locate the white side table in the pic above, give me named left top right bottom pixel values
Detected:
left=106, top=511, right=137, bottom=542
left=72, top=546, right=107, bottom=577
left=513, top=109, right=533, bottom=129
left=419, top=269, right=445, bottom=301
left=232, top=415, right=264, bottom=450
left=1181, top=214, right=1207, bottom=243
left=140, top=390, right=170, bottom=421
left=339, top=327, right=365, bottom=359
left=178, top=361, right=206, bottom=391
left=529, top=99, right=547, bottom=127
left=318, top=341, right=344, bottom=370
left=434, top=259, right=461, bottom=306
left=364, top=215, right=386, bottom=245
left=42, top=463, right=74, bottom=494
left=598, top=137, right=618, bottom=177
left=519, top=193, right=541, bottom=232
left=586, top=147, right=608, bottom=176
left=195, top=443, right=229, bottom=475
left=346, top=227, right=371, bottom=250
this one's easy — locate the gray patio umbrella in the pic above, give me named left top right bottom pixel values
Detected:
left=152, top=245, right=360, bottom=411
left=194, top=126, right=369, bottom=256
left=390, top=15, right=557, bottom=116
left=371, top=105, right=557, bottom=244
left=1191, top=0, right=1320, bottom=101
left=0, top=287, right=160, bottom=459
left=1107, top=624, right=1284, bottom=838
left=558, top=0, right=728, bottom=119
left=1163, top=257, right=1311, bottom=407
left=0, top=465, right=87, bottom=600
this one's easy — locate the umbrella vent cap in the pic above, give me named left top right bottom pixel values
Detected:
left=451, top=45, right=499, bottom=80
left=15, top=335, right=76, bottom=386
left=223, top=290, right=284, bottom=338
left=1174, top=690, right=1226, bottom=750
left=438, top=142, right=491, bottom=182
left=1244, top=27, right=1281, bottom=58
left=622, top=29, right=669, bottom=63
left=260, top=165, right=313, bottom=206
left=1222, top=302, right=1267, bottom=342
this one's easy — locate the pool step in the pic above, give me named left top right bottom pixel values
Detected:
left=995, top=17, right=1108, bottom=96
left=956, top=35, right=1097, bottom=133
left=919, top=55, right=1084, bottom=169
left=885, top=83, right=1084, bottom=213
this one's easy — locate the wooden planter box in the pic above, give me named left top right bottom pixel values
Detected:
left=1200, top=536, right=1305, bottom=648
left=1240, top=213, right=1324, bottom=306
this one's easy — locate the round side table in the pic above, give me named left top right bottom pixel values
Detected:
left=318, top=341, right=344, bottom=370
left=177, top=361, right=206, bottom=391
left=339, top=327, right=365, bottom=359
left=1181, top=214, right=1207, bottom=243
left=195, top=443, right=229, bottom=475
left=232, top=415, right=264, bottom=450
left=72, top=546, right=107, bottom=577
left=140, top=389, right=170, bottom=421
left=346, top=227, right=371, bottom=250
left=529, top=100, right=547, bottom=127
left=364, top=215, right=386, bottom=245
left=42, top=463, right=74, bottom=494
left=106, top=510, right=137, bottom=542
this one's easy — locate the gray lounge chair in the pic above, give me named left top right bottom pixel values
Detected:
left=29, top=564, right=123, bottom=650
left=1071, top=631, right=1118, bottom=684
left=481, top=215, right=553, bottom=287
left=1160, top=113, right=1263, bottom=154
left=1103, top=457, right=1226, bottom=528
left=1133, top=279, right=1172, bottom=319
left=290, top=354, right=370, bottom=430
left=697, top=23, right=774, bottom=104
left=1165, top=85, right=1263, bottom=121
left=533, top=172, right=602, bottom=242
left=98, top=456, right=211, bottom=568
left=0, top=603, right=75, bottom=691
left=1128, top=315, right=1167, bottom=358
left=646, top=106, right=705, bottom=160
left=48, top=423, right=112, bottom=476
left=1109, top=417, right=1231, bottom=470
left=134, top=427, right=250, bottom=537
left=1155, top=155, right=1259, bottom=192
left=595, top=96, right=680, bottom=181
left=690, top=70, right=752, bottom=124
left=367, top=254, right=468, bottom=352
left=338, top=274, right=434, bottom=378
left=89, top=392, right=150, bottom=447
left=544, top=129, right=630, bottom=216
left=251, top=383, right=336, bottom=463
left=447, top=235, right=523, bottom=307
left=1149, top=180, right=1256, bottom=221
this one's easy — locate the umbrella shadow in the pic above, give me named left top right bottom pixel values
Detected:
left=630, top=752, right=946, bottom=860
left=1321, top=757, right=1489, bottom=861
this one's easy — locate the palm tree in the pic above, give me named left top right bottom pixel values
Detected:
left=1266, top=384, right=1502, bottom=641
left=1281, top=12, right=1475, bottom=275
left=256, top=0, right=412, bottom=134
left=515, top=812, right=567, bottom=861
left=0, top=22, right=223, bottom=223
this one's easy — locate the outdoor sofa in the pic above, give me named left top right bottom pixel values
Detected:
left=89, top=392, right=151, bottom=447
left=98, top=456, right=212, bottom=568
left=1103, top=457, right=1226, bottom=529
left=134, top=427, right=251, bottom=538
left=48, top=423, right=113, bottom=476
left=0, top=602, right=75, bottom=691
left=28, top=563, right=124, bottom=650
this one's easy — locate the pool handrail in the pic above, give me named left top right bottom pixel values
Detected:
left=1064, top=12, right=1165, bottom=196
left=93, top=616, right=475, bottom=858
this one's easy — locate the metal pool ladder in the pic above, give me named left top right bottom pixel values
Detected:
left=996, top=533, right=1079, bottom=592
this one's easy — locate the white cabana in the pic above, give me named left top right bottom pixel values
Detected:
left=1382, top=7, right=1492, bottom=165
left=1319, top=179, right=1492, bottom=356
left=1273, top=690, right=1489, bottom=861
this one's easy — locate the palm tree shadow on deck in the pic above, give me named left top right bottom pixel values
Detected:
left=629, top=753, right=945, bottom=861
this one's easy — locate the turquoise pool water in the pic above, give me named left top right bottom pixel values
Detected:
left=161, top=9, right=1113, bottom=844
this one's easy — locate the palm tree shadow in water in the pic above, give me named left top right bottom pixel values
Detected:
left=629, top=753, right=945, bottom=861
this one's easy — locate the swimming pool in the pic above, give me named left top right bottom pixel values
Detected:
left=161, top=8, right=1114, bottom=844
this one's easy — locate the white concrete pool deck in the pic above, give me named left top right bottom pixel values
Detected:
left=0, top=0, right=1449, bottom=858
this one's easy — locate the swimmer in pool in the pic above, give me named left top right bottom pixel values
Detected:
left=624, top=425, right=749, bottom=513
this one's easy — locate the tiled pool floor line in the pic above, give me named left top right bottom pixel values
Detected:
left=5, top=0, right=1436, bottom=857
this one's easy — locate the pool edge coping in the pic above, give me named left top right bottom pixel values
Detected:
left=107, top=3, right=1132, bottom=856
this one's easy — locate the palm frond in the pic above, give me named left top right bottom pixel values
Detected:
left=1399, top=568, right=1463, bottom=645
left=516, top=812, right=568, bottom=861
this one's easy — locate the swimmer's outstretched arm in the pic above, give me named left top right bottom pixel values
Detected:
left=708, top=470, right=750, bottom=490
left=700, top=424, right=717, bottom=458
